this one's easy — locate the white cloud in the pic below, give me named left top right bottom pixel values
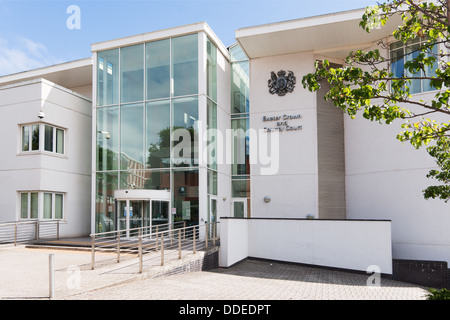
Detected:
left=0, top=36, right=61, bottom=76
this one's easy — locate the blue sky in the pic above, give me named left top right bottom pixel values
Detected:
left=0, top=0, right=377, bottom=76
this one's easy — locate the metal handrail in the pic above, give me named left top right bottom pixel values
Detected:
left=89, top=221, right=220, bottom=272
left=0, top=220, right=63, bottom=246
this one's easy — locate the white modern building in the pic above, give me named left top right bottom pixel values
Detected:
left=1, top=7, right=449, bottom=286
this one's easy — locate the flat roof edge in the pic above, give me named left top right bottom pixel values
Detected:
left=0, top=57, right=93, bottom=85
left=235, top=8, right=365, bottom=39
left=91, top=21, right=230, bottom=59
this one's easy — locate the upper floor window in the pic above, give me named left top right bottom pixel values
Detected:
left=390, top=38, right=438, bottom=94
left=21, top=124, right=65, bottom=155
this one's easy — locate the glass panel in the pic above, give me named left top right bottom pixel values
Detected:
left=231, top=118, right=250, bottom=175
left=95, top=172, right=118, bottom=233
left=173, top=169, right=199, bottom=226
left=152, top=200, right=169, bottom=227
left=97, top=49, right=119, bottom=106
left=229, top=44, right=248, bottom=62
left=55, top=194, right=63, bottom=219
left=233, top=201, right=244, bottom=218
left=122, top=169, right=170, bottom=190
left=30, top=193, right=38, bottom=219
left=232, top=179, right=250, bottom=198
left=210, top=198, right=217, bottom=238
left=56, top=129, right=64, bottom=154
left=207, top=38, right=217, bottom=101
left=405, top=44, right=421, bottom=94
left=129, top=200, right=143, bottom=231
left=119, top=170, right=148, bottom=190
left=207, top=99, right=217, bottom=169
left=231, top=61, right=249, bottom=114
left=44, top=125, right=53, bottom=152
left=31, top=124, right=39, bottom=151
left=172, top=34, right=198, bottom=97
left=207, top=170, right=217, bottom=195
left=97, top=106, right=119, bottom=171
left=146, top=39, right=170, bottom=100
left=120, top=103, right=144, bottom=169
left=146, top=100, right=170, bottom=168
left=172, top=97, right=198, bottom=167
left=21, top=193, right=28, bottom=219
left=423, top=44, right=438, bottom=92
left=121, top=44, right=144, bottom=103
left=43, top=193, right=52, bottom=219
left=390, top=48, right=404, bottom=79
left=22, top=126, right=29, bottom=151
left=117, top=200, right=127, bottom=235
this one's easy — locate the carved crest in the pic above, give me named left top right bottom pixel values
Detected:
left=268, top=70, right=296, bottom=96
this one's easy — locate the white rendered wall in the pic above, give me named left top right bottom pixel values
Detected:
left=0, top=79, right=92, bottom=237
left=249, top=51, right=318, bottom=219
left=219, top=218, right=392, bottom=274
left=343, top=42, right=450, bottom=265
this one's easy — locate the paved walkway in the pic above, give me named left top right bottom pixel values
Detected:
left=0, top=245, right=429, bottom=301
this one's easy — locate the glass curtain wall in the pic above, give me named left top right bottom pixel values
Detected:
left=230, top=44, right=250, bottom=217
left=95, top=33, right=200, bottom=233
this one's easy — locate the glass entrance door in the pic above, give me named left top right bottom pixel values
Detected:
left=232, top=198, right=247, bottom=218
left=116, top=199, right=148, bottom=238
left=152, top=200, right=169, bottom=228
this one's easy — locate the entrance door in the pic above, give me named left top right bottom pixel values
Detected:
left=116, top=199, right=148, bottom=238
left=232, top=198, right=247, bottom=218
left=151, top=200, right=169, bottom=228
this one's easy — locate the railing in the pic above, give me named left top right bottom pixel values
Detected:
left=0, top=220, right=63, bottom=246
left=89, top=221, right=219, bottom=273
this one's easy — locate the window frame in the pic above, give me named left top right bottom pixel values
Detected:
left=389, top=37, right=439, bottom=95
left=20, top=123, right=66, bottom=156
left=19, top=191, right=65, bottom=221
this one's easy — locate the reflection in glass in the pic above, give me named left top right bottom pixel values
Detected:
left=231, top=61, right=249, bottom=114
left=146, top=39, right=170, bottom=100
left=96, top=172, right=118, bottom=233
left=233, top=201, right=245, bottom=218
left=97, top=49, right=119, bottom=106
left=173, top=169, right=199, bottom=226
left=56, top=129, right=64, bottom=154
left=231, top=118, right=250, bottom=175
left=208, top=170, right=217, bottom=195
left=32, top=125, right=39, bottom=151
left=172, top=34, right=198, bottom=96
left=22, top=126, right=29, bottom=152
left=152, top=200, right=169, bottom=226
left=44, top=125, right=53, bottom=152
left=172, top=97, right=198, bottom=167
left=207, top=38, right=217, bottom=101
left=146, top=100, right=170, bottom=168
left=121, top=44, right=144, bottom=103
left=121, top=103, right=144, bottom=169
left=207, top=99, right=217, bottom=170
left=232, top=179, right=250, bottom=198
left=97, top=106, right=119, bottom=171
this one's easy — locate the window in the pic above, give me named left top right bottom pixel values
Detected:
left=390, top=38, right=438, bottom=94
left=20, top=192, right=39, bottom=219
left=20, top=192, right=64, bottom=220
left=21, top=124, right=65, bottom=155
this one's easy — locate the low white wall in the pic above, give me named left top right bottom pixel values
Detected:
left=219, top=218, right=393, bottom=274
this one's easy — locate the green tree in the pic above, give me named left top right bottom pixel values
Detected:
left=302, top=0, right=450, bottom=201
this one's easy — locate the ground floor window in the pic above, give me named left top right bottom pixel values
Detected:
left=20, top=191, right=64, bottom=220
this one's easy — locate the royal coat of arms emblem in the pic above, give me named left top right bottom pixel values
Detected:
left=268, top=70, right=296, bottom=96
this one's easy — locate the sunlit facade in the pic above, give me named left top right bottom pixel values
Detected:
left=92, top=25, right=229, bottom=234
